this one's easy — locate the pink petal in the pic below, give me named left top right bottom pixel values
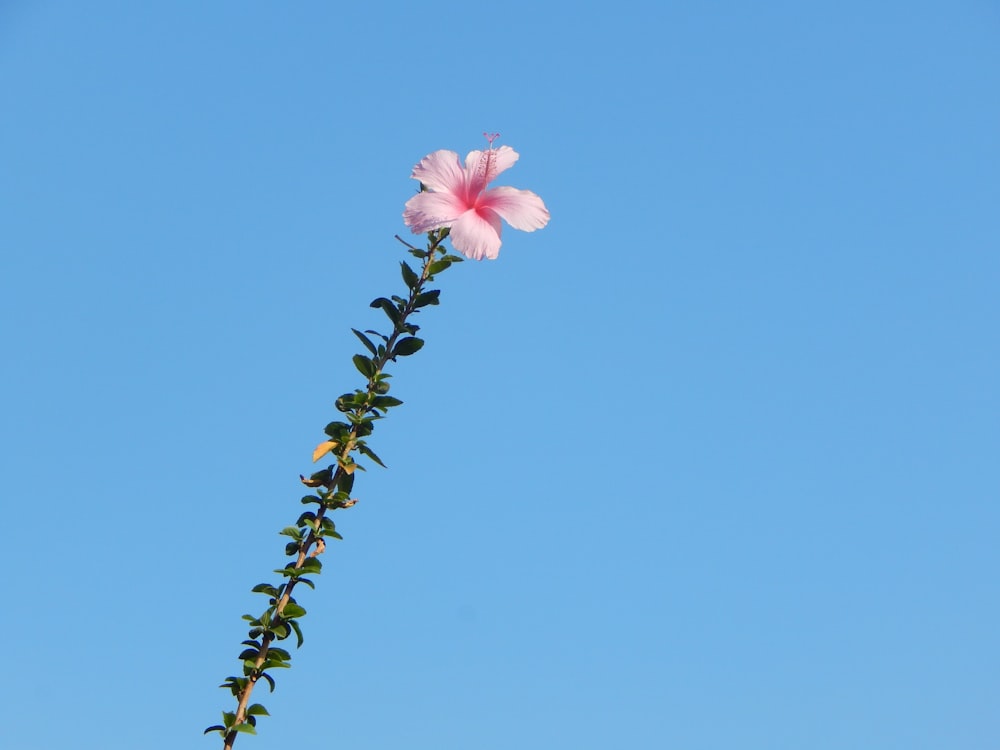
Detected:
left=403, top=191, right=467, bottom=233
left=410, top=149, right=465, bottom=193
left=479, top=186, right=550, bottom=231
left=464, top=146, right=520, bottom=193
left=450, top=208, right=503, bottom=260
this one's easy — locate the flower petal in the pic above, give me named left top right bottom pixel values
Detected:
left=449, top=208, right=503, bottom=260
left=479, top=186, right=550, bottom=232
left=464, top=146, right=519, bottom=193
left=411, top=149, right=465, bottom=193
left=403, top=191, right=466, bottom=233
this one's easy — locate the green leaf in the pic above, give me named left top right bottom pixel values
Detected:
left=337, top=471, right=355, bottom=494
left=289, top=619, right=304, bottom=648
left=204, top=726, right=226, bottom=735
left=369, top=297, right=401, bottom=326
left=223, top=711, right=237, bottom=728
left=400, top=261, right=420, bottom=289
left=414, top=289, right=441, bottom=307
left=357, top=443, right=386, bottom=468
left=233, top=723, right=257, bottom=735
left=239, top=648, right=260, bottom=661
left=324, top=421, right=351, bottom=441
left=301, top=494, right=322, bottom=505
left=428, top=257, right=452, bottom=273
left=285, top=541, right=300, bottom=556
left=260, top=672, right=276, bottom=692
left=351, top=328, right=378, bottom=356
left=372, top=395, right=403, bottom=410
left=296, top=577, right=315, bottom=589
left=299, top=557, right=322, bottom=575
left=279, top=526, right=303, bottom=540
left=247, top=704, right=270, bottom=717
left=296, top=511, right=317, bottom=528
left=281, top=602, right=307, bottom=618
left=268, top=647, right=292, bottom=661
left=352, top=354, right=376, bottom=378
left=262, top=658, right=292, bottom=670
left=393, top=337, right=424, bottom=357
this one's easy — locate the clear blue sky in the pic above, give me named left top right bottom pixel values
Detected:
left=2, top=2, right=998, bottom=748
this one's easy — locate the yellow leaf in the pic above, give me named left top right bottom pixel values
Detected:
left=312, top=440, right=338, bottom=463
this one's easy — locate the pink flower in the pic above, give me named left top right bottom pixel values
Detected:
left=403, top=139, right=549, bottom=260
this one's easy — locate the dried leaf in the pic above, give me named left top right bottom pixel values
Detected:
left=312, top=440, right=338, bottom=463
left=299, top=474, right=323, bottom=488
left=309, top=539, right=327, bottom=557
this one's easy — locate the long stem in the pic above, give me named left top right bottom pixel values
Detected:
left=222, top=233, right=447, bottom=749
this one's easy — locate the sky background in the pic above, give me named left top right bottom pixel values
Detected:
left=2, top=1, right=999, bottom=748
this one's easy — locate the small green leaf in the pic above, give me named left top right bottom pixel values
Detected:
left=247, top=703, right=270, bottom=717
left=337, top=470, right=355, bottom=494
left=372, top=395, right=403, bottom=410
left=414, top=289, right=441, bottom=307
left=301, top=494, right=322, bottom=505
left=223, top=711, right=237, bottom=728
left=260, top=672, right=276, bottom=692
left=279, top=526, right=303, bottom=540
left=238, top=648, right=260, bottom=661
left=352, top=354, right=376, bottom=378
left=233, top=723, right=257, bottom=735
left=351, top=328, right=378, bottom=356
left=268, top=647, right=292, bottom=661
left=358, top=443, right=387, bottom=468
left=370, top=297, right=401, bottom=325
left=393, top=337, right=424, bottom=357
left=400, top=261, right=420, bottom=289
left=204, top=726, right=226, bottom=735
left=285, top=541, right=300, bottom=556
left=296, top=577, right=315, bottom=589
left=281, top=602, right=307, bottom=618
left=299, top=557, right=322, bottom=575
left=289, top=619, right=304, bottom=648
left=262, top=658, right=292, bottom=670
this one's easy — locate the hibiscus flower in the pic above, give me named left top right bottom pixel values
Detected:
left=403, top=139, right=549, bottom=260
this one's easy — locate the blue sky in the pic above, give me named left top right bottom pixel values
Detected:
left=2, top=2, right=998, bottom=748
